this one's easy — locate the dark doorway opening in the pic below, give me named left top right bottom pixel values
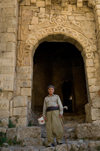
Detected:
left=32, top=42, right=88, bottom=116
left=62, top=80, right=73, bottom=113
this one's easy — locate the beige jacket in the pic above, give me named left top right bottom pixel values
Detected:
left=43, top=94, right=63, bottom=117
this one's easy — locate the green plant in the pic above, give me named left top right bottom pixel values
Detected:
left=8, top=119, right=16, bottom=128
left=0, top=132, right=7, bottom=147
left=0, top=89, right=2, bottom=93
left=28, top=121, right=33, bottom=127
left=96, top=146, right=100, bottom=151
left=7, top=139, right=13, bottom=146
left=7, top=136, right=22, bottom=146
left=0, top=132, right=22, bottom=147
left=13, top=136, right=22, bottom=145
left=12, top=136, right=18, bottom=145
left=15, top=117, right=18, bottom=123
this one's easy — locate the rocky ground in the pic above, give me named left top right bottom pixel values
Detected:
left=0, top=115, right=100, bottom=151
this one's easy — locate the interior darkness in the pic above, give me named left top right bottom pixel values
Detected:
left=32, top=42, right=88, bottom=115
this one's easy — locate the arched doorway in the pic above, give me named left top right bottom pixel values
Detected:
left=31, top=41, right=88, bottom=117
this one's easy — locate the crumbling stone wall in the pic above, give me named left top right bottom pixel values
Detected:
left=0, top=0, right=18, bottom=126
left=0, top=0, right=100, bottom=127
left=86, top=0, right=100, bottom=123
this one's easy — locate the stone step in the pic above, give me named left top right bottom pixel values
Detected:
left=6, top=126, right=42, bottom=146
left=76, top=123, right=100, bottom=140
left=67, top=139, right=100, bottom=151
left=65, top=122, right=100, bottom=140
left=64, top=122, right=78, bottom=139
left=64, top=127, right=76, bottom=139
left=1, top=140, right=100, bottom=151
left=0, top=122, right=100, bottom=151
left=63, top=114, right=85, bottom=123
left=0, top=146, right=45, bottom=151
left=41, top=122, right=100, bottom=140
left=0, top=144, right=68, bottom=151
left=3, top=122, right=100, bottom=141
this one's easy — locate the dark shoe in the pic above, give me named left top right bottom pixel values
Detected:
left=47, top=143, right=55, bottom=147
left=57, top=141, right=63, bottom=145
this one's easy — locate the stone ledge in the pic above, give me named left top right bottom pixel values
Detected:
left=6, top=126, right=42, bottom=146
left=6, top=126, right=41, bottom=139
left=76, top=123, right=100, bottom=139
left=67, top=140, right=100, bottom=151
left=0, top=142, right=100, bottom=151
left=17, top=126, right=41, bottom=140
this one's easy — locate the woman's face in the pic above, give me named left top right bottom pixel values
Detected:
left=48, top=88, right=54, bottom=95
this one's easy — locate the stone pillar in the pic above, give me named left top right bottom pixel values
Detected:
left=95, top=0, right=100, bottom=56
left=94, top=0, right=100, bottom=123
left=10, top=96, right=28, bottom=127
left=0, top=0, right=18, bottom=127
left=85, top=0, right=100, bottom=123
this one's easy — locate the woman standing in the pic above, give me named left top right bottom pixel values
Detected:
left=43, top=85, right=64, bottom=147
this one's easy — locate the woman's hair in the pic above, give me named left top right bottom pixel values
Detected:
left=48, top=85, right=55, bottom=89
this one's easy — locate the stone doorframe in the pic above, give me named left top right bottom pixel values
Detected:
left=14, top=16, right=100, bottom=126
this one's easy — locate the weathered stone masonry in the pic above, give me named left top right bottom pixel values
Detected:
left=0, top=0, right=100, bottom=127
left=0, top=0, right=18, bottom=126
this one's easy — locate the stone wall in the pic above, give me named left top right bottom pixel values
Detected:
left=0, top=0, right=18, bottom=126
left=16, top=0, right=100, bottom=125
left=88, top=0, right=100, bottom=124
left=94, top=0, right=100, bottom=79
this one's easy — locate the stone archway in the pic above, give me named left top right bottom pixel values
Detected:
left=17, top=15, right=97, bottom=67
left=16, top=19, right=100, bottom=125
left=31, top=41, right=88, bottom=118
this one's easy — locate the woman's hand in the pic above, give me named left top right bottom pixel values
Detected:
left=59, top=114, right=63, bottom=118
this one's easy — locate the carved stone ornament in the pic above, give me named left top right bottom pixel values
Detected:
left=17, top=15, right=97, bottom=66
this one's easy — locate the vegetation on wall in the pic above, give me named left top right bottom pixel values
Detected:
left=0, top=132, right=22, bottom=147
left=8, top=119, right=16, bottom=128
